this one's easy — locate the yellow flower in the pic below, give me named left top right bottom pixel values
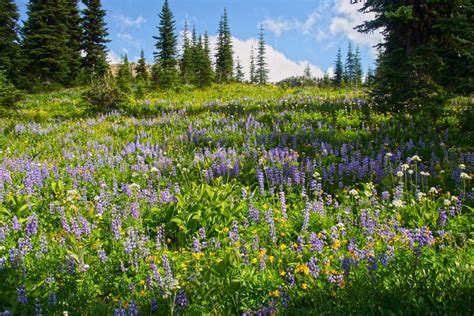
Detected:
left=295, top=263, right=310, bottom=275
left=279, top=244, right=287, bottom=251
left=269, top=256, right=274, bottom=263
left=301, top=283, right=308, bottom=290
left=332, top=240, right=341, bottom=250
left=280, top=271, right=286, bottom=277
left=259, top=249, right=267, bottom=257
left=269, top=290, right=280, bottom=298
left=222, top=227, right=229, bottom=233
left=192, top=252, right=204, bottom=260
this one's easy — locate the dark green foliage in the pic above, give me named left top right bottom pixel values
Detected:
left=333, top=48, right=343, bottom=86
left=135, top=49, right=149, bottom=83
left=82, top=0, right=110, bottom=78
left=63, top=0, right=83, bottom=86
left=179, top=21, right=194, bottom=84
left=357, top=0, right=474, bottom=116
left=0, top=69, right=22, bottom=107
left=22, top=0, right=71, bottom=89
left=153, top=0, right=178, bottom=89
left=256, top=25, right=269, bottom=85
left=343, top=42, right=354, bottom=85
left=215, top=8, right=234, bottom=83
left=192, top=33, right=214, bottom=88
left=116, top=54, right=133, bottom=93
left=249, top=45, right=256, bottom=84
left=84, top=74, right=124, bottom=110
left=353, top=46, right=363, bottom=88
left=235, top=58, right=245, bottom=83
left=0, top=0, right=21, bottom=85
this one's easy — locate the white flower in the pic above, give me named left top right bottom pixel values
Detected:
left=393, top=200, right=404, bottom=208
left=401, top=164, right=410, bottom=171
left=451, top=196, right=459, bottom=202
left=420, top=171, right=430, bottom=176
left=408, top=170, right=414, bottom=175
left=416, top=192, right=426, bottom=201
left=460, top=172, right=471, bottom=180
left=444, top=199, right=451, bottom=206
left=411, top=155, right=421, bottom=162
left=459, top=164, right=466, bottom=170
left=439, top=170, right=445, bottom=174
left=397, top=171, right=404, bottom=177
left=349, top=189, right=359, bottom=196
left=150, top=167, right=159, bottom=173
left=385, top=152, right=393, bottom=158
left=429, top=187, right=438, bottom=194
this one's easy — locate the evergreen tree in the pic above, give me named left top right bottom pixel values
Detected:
left=249, top=45, right=256, bottom=84
left=179, top=20, right=194, bottom=84
left=353, top=46, right=363, bottom=88
left=332, top=48, right=343, bottom=86
left=116, top=53, right=133, bottom=93
left=152, top=0, right=178, bottom=88
left=256, top=25, right=268, bottom=85
left=356, top=0, right=474, bottom=115
left=365, top=66, right=375, bottom=86
left=0, top=0, right=21, bottom=85
left=82, top=0, right=110, bottom=78
left=235, top=58, right=244, bottom=83
left=63, top=0, right=83, bottom=85
left=22, top=0, right=70, bottom=88
left=200, top=31, right=214, bottom=86
left=303, top=63, right=312, bottom=79
left=135, top=49, right=149, bottom=82
left=215, top=8, right=233, bottom=83
left=344, top=42, right=354, bottom=85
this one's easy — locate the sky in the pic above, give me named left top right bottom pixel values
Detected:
left=14, top=0, right=383, bottom=82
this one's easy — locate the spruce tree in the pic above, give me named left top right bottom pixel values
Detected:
left=215, top=8, right=233, bottom=83
left=344, top=42, right=354, bottom=86
left=152, top=0, right=178, bottom=89
left=256, top=25, right=269, bottom=85
left=135, top=49, right=149, bottom=82
left=249, top=45, right=256, bottom=84
left=179, top=21, right=194, bottom=84
left=235, top=58, right=244, bottom=83
left=116, top=53, right=133, bottom=93
left=353, top=46, right=363, bottom=88
left=200, top=31, right=214, bottom=86
left=303, top=63, right=311, bottom=79
left=22, top=0, right=70, bottom=88
left=332, top=48, right=343, bottom=86
left=0, top=0, right=21, bottom=85
left=63, top=0, right=83, bottom=85
left=82, top=0, right=110, bottom=78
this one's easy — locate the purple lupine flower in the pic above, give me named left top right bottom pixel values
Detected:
left=251, top=234, right=259, bottom=251
left=156, top=225, right=165, bottom=251
left=438, top=208, right=447, bottom=227
left=239, top=244, right=249, bottom=265
left=264, top=209, right=277, bottom=243
left=308, top=257, right=319, bottom=277
left=35, top=300, right=43, bottom=315
left=228, top=221, right=240, bottom=246
left=302, top=203, right=310, bottom=231
left=98, top=249, right=108, bottom=263
left=279, top=192, right=288, bottom=220
left=248, top=202, right=260, bottom=223
left=150, top=299, right=158, bottom=312
left=162, top=254, right=173, bottom=278
left=11, top=216, right=20, bottom=231
left=25, top=213, right=38, bottom=237
left=327, top=274, right=343, bottom=285
left=257, top=168, right=265, bottom=195
left=17, top=285, right=27, bottom=304
left=150, top=260, right=162, bottom=288
left=114, top=307, right=126, bottom=316
left=285, top=268, right=296, bottom=286
left=381, top=191, right=390, bottom=201
left=128, top=300, right=138, bottom=316
left=176, top=290, right=188, bottom=309
left=198, top=227, right=206, bottom=240
left=111, top=217, right=122, bottom=240
left=130, top=202, right=140, bottom=220
left=191, top=237, right=201, bottom=252
left=309, top=232, right=324, bottom=252
left=296, top=235, right=305, bottom=254
left=47, top=292, right=57, bottom=306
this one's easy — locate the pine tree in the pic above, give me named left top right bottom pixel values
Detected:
left=22, top=0, right=71, bottom=88
left=344, top=42, right=354, bottom=86
left=116, top=53, right=133, bottom=93
left=215, top=8, right=233, bottom=83
left=135, top=49, right=149, bottom=82
left=249, top=45, right=256, bottom=84
left=256, top=25, right=269, bottom=85
left=179, top=20, right=194, bottom=84
left=235, top=58, right=244, bottom=83
left=200, top=31, right=214, bottom=86
left=332, top=48, right=343, bottom=86
left=152, top=0, right=178, bottom=89
left=353, top=46, right=363, bottom=88
left=356, top=0, right=473, bottom=115
left=63, top=0, right=83, bottom=85
left=82, top=0, right=110, bottom=78
left=0, top=0, right=21, bottom=85
left=303, top=63, right=311, bottom=79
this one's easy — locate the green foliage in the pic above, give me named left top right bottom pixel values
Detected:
left=135, top=49, right=149, bottom=83
left=0, top=69, right=22, bottom=107
left=0, top=0, right=21, bottom=86
left=333, top=48, right=343, bottom=86
left=83, top=74, right=124, bottom=110
left=215, top=9, right=234, bottom=83
left=63, top=0, right=83, bottom=86
left=256, top=25, right=269, bottom=85
left=235, top=58, right=245, bottom=83
left=82, top=0, right=110, bottom=78
left=116, top=54, right=133, bottom=94
left=249, top=45, right=257, bottom=84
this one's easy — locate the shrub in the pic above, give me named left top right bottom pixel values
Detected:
left=0, top=70, right=22, bottom=107
left=83, top=74, right=125, bottom=111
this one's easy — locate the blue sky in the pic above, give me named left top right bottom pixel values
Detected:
left=15, top=0, right=382, bottom=82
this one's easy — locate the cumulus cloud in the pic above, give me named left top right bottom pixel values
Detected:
left=209, top=36, right=325, bottom=82
left=107, top=50, right=120, bottom=64
left=329, top=0, right=383, bottom=54
left=113, top=14, right=146, bottom=29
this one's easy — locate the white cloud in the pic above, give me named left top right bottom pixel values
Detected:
left=117, top=33, right=141, bottom=49
left=107, top=50, right=120, bottom=64
left=209, top=36, right=325, bottom=82
left=329, top=0, right=383, bottom=54
left=260, top=11, right=320, bottom=37
left=113, top=14, right=146, bottom=29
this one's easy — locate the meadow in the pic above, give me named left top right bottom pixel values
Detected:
left=0, top=85, right=472, bottom=315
